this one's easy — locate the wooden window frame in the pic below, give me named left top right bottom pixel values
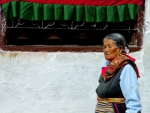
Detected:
left=0, top=3, right=144, bottom=52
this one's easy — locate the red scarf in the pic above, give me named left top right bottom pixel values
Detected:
left=101, top=54, right=140, bottom=81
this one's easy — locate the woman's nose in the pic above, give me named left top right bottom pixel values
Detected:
left=104, top=47, right=109, bottom=52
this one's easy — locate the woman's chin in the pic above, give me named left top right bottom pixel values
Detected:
left=105, top=57, right=112, bottom=61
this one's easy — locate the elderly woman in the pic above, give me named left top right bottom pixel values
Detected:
left=95, top=33, right=142, bottom=113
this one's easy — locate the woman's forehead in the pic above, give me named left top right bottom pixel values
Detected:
left=103, top=38, right=116, bottom=45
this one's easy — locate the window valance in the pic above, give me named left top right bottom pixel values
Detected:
left=1, top=0, right=143, bottom=22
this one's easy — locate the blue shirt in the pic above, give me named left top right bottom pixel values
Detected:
left=103, top=61, right=142, bottom=113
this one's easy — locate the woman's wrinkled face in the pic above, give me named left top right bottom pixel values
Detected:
left=103, top=38, right=123, bottom=61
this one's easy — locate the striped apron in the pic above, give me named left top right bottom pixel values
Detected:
left=95, top=97, right=126, bottom=113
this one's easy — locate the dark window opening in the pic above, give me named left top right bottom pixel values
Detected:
left=6, top=19, right=136, bottom=46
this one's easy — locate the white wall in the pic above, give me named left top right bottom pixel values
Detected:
left=0, top=52, right=104, bottom=113
left=0, top=0, right=150, bottom=113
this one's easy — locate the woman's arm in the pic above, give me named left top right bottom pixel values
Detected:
left=120, top=64, right=142, bottom=113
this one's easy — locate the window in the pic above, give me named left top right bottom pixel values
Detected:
left=0, top=1, right=144, bottom=52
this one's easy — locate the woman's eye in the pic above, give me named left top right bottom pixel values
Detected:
left=103, top=46, right=106, bottom=49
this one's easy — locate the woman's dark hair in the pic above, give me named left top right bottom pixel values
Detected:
left=103, top=33, right=127, bottom=53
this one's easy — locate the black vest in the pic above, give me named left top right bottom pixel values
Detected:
left=96, top=66, right=125, bottom=98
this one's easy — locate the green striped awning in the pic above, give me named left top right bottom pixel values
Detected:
left=1, top=0, right=143, bottom=22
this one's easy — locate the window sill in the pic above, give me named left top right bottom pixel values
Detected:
left=1, top=45, right=141, bottom=52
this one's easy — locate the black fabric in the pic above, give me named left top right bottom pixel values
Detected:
left=113, top=103, right=126, bottom=113
left=96, top=66, right=125, bottom=98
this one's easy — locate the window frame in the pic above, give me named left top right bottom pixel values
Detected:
left=0, top=3, right=144, bottom=52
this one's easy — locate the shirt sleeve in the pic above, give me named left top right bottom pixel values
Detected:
left=119, top=64, right=142, bottom=113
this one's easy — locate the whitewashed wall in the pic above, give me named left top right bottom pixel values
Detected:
left=0, top=52, right=105, bottom=113
left=0, top=1, right=150, bottom=113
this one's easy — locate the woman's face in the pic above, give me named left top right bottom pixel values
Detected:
left=103, top=38, right=123, bottom=61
